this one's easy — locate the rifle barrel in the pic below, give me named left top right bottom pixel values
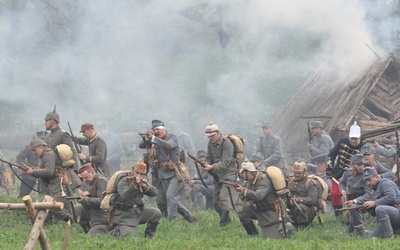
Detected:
left=0, top=158, right=28, bottom=171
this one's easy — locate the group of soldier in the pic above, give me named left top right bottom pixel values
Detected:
left=1, top=106, right=400, bottom=240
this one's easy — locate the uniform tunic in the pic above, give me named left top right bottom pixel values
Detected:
left=79, top=174, right=110, bottom=233
left=256, top=133, right=284, bottom=170
left=31, top=147, right=71, bottom=220
left=287, top=175, right=318, bottom=225
left=78, top=134, right=110, bottom=177
left=206, top=135, right=236, bottom=212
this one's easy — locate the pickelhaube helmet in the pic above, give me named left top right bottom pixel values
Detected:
left=44, top=105, right=60, bottom=123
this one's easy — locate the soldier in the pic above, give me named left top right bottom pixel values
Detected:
left=188, top=150, right=214, bottom=210
left=307, top=121, right=334, bottom=174
left=203, top=122, right=236, bottom=227
left=96, top=122, right=123, bottom=175
left=361, top=144, right=395, bottom=181
left=44, top=106, right=82, bottom=189
left=75, top=163, right=110, bottom=234
left=143, top=120, right=196, bottom=222
left=169, top=121, right=196, bottom=177
left=236, top=161, right=283, bottom=239
left=306, top=163, right=332, bottom=216
left=26, top=138, right=73, bottom=223
left=287, top=160, right=318, bottom=228
left=363, top=167, right=400, bottom=238
left=372, top=132, right=399, bottom=179
left=340, top=154, right=373, bottom=235
left=16, top=131, right=47, bottom=198
left=111, top=162, right=162, bottom=238
left=250, top=154, right=266, bottom=172
left=76, top=123, right=110, bottom=177
left=328, top=121, right=364, bottom=215
left=256, top=121, right=284, bottom=173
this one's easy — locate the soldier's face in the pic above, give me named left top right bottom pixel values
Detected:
left=311, top=127, right=321, bottom=135
left=32, top=146, right=44, bottom=158
left=208, top=133, right=220, bottom=143
left=44, top=119, right=55, bottom=130
left=349, top=137, right=360, bottom=147
left=80, top=171, right=95, bottom=183
left=262, top=127, right=272, bottom=136
left=363, top=154, right=374, bottom=164
left=352, top=163, right=364, bottom=174
left=153, top=128, right=165, bottom=137
left=294, top=171, right=305, bottom=180
left=365, top=175, right=378, bottom=188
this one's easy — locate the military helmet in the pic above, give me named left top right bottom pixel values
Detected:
left=132, top=162, right=147, bottom=174
left=29, top=138, right=47, bottom=150
left=44, top=105, right=60, bottom=123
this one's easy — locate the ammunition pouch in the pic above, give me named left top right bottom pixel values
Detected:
left=115, top=202, right=144, bottom=211
left=253, top=201, right=276, bottom=211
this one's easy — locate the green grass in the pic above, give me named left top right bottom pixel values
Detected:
left=0, top=194, right=399, bottom=250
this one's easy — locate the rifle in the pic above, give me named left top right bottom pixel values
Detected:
left=220, top=180, right=240, bottom=188
left=187, top=152, right=209, bottom=188
left=287, top=192, right=305, bottom=214
left=0, top=158, right=29, bottom=171
left=307, top=121, right=313, bottom=145
left=187, top=153, right=206, bottom=168
left=334, top=206, right=368, bottom=212
left=66, top=194, right=92, bottom=200
left=67, top=122, right=83, bottom=157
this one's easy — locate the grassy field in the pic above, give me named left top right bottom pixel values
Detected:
left=0, top=193, right=399, bottom=250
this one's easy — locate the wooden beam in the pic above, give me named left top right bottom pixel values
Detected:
left=0, top=201, right=64, bottom=210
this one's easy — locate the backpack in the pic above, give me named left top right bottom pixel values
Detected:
left=55, top=144, right=75, bottom=167
left=263, top=166, right=289, bottom=196
left=308, top=175, right=329, bottom=213
left=223, top=134, right=244, bottom=160
left=223, top=134, right=245, bottom=173
left=100, top=170, right=131, bottom=210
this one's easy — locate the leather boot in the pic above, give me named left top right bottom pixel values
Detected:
left=219, top=210, right=232, bottom=227
left=145, top=223, right=159, bottom=239
left=243, top=221, right=259, bottom=236
left=379, top=216, right=393, bottom=238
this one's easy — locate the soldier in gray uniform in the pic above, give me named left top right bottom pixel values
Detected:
left=361, top=145, right=395, bottom=181
left=26, top=138, right=73, bottom=223
left=44, top=106, right=82, bottom=189
left=75, top=163, right=110, bottom=234
left=111, top=162, right=162, bottom=238
left=256, top=121, right=284, bottom=172
left=203, top=122, right=236, bottom=227
left=143, top=120, right=196, bottom=223
left=188, top=150, right=214, bottom=210
left=340, top=154, right=373, bottom=235
left=363, top=167, right=400, bottom=238
left=236, top=161, right=283, bottom=239
left=287, top=161, right=318, bottom=228
left=307, top=121, right=334, bottom=174
left=97, top=122, right=123, bottom=175
left=76, top=123, right=110, bottom=177
left=16, top=131, right=47, bottom=198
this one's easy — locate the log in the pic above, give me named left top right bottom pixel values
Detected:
left=24, top=196, right=52, bottom=250
left=23, top=195, right=51, bottom=250
left=0, top=201, right=64, bottom=210
left=62, top=220, right=71, bottom=250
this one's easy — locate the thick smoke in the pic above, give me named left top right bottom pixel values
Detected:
left=0, top=0, right=397, bottom=147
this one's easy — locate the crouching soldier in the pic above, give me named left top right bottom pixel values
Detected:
left=75, top=163, right=110, bottom=234
left=111, top=162, right=162, bottom=238
left=26, top=138, right=74, bottom=223
left=363, top=167, right=400, bottom=238
left=287, top=160, right=317, bottom=228
left=235, top=161, right=284, bottom=239
left=340, top=154, right=373, bottom=235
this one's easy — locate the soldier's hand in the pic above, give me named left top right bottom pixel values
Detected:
left=26, top=167, right=34, bottom=175
left=307, top=143, right=313, bottom=150
left=363, top=201, right=376, bottom=209
left=235, top=185, right=243, bottom=192
left=203, top=164, right=213, bottom=172
left=346, top=200, right=355, bottom=206
left=77, top=153, right=86, bottom=160
left=188, top=180, right=195, bottom=185
left=372, top=141, right=379, bottom=147
left=341, top=190, right=347, bottom=196
left=145, top=133, right=154, bottom=141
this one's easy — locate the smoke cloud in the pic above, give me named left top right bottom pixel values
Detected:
left=0, top=0, right=398, bottom=148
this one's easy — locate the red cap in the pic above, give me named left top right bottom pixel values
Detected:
left=80, top=123, right=94, bottom=133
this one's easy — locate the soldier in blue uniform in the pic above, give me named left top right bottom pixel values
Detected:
left=363, top=167, right=400, bottom=238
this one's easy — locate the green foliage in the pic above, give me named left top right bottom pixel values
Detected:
left=0, top=201, right=397, bottom=250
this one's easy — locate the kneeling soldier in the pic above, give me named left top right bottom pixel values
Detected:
left=235, top=161, right=283, bottom=239
left=287, top=160, right=318, bottom=228
left=111, top=162, right=162, bottom=238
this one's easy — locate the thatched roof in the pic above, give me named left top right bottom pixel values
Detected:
left=273, top=54, right=400, bottom=159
